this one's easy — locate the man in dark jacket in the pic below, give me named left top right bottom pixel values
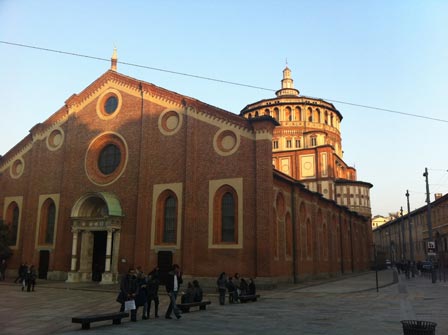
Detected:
left=144, top=267, right=160, bottom=319
left=165, top=264, right=183, bottom=320
left=117, top=268, right=139, bottom=322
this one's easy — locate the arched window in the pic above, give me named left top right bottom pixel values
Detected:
left=39, top=199, right=56, bottom=245
left=6, top=202, right=19, bottom=246
left=273, top=108, right=279, bottom=121
left=163, top=196, right=177, bottom=243
left=156, top=191, right=178, bottom=245
left=295, top=106, right=302, bottom=121
left=273, top=209, right=279, bottom=258
left=285, top=107, right=292, bottom=121
left=285, top=212, right=292, bottom=257
left=213, top=185, right=238, bottom=244
left=306, top=218, right=313, bottom=258
left=308, top=107, right=313, bottom=122
left=221, top=193, right=235, bottom=242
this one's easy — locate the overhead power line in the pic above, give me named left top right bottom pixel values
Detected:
left=1, top=40, right=447, bottom=123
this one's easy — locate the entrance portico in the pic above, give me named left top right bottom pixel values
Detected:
left=66, top=192, right=123, bottom=284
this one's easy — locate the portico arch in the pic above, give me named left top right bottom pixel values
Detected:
left=67, top=192, right=123, bottom=284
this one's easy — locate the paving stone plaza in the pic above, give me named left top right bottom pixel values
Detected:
left=0, top=269, right=446, bottom=335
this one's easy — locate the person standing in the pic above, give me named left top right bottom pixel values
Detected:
left=0, top=259, right=7, bottom=281
left=25, top=265, right=37, bottom=292
left=165, top=264, right=182, bottom=320
left=15, top=262, right=27, bottom=284
left=117, top=268, right=139, bottom=322
left=226, top=277, right=236, bottom=303
left=217, top=272, right=227, bottom=305
left=135, top=269, right=148, bottom=320
left=145, top=267, right=160, bottom=319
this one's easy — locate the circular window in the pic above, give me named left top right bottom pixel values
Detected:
left=96, top=89, right=123, bottom=120
left=46, top=128, right=64, bottom=151
left=98, top=144, right=121, bottom=175
left=10, top=158, right=25, bottom=179
left=85, top=132, right=128, bottom=186
left=104, top=96, right=118, bottom=115
left=213, top=129, right=240, bottom=156
left=158, top=109, right=183, bottom=136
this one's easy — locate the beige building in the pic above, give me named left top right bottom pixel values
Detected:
left=240, top=67, right=372, bottom=218
left=373, top=193, right=448, bottom=263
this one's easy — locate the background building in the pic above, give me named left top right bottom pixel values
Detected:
left=0, top=55, right=372, bottom=285
left=240, top=67, right=372, bottom=218
left=373, top=193, right=448, bottom=266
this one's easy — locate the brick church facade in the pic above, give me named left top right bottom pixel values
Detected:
left=0, top=53, right=372, bottom=285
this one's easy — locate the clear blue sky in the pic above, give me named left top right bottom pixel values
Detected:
left=1, top=0, right=447, bottom=217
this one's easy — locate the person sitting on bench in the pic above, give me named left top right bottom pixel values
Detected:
left=192, top=280, right=203, bottom=302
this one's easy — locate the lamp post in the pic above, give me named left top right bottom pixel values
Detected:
left=423, top=167, right=436, bottom=283
left=400, top=206, right=406, bottom=261
left=406, top=190, right=415, bottom=277
left=373, top=243, right=379, bottom=292
left=386, top=230, right=392, bottom=263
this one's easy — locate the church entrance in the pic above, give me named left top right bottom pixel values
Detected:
left=67, top=192, right=123, bottom=284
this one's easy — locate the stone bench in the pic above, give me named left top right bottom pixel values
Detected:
left=177, top=300, right=211, bottom=313
left=72, top=312, right=129, bottom=330
left=239, top=294, right=260, bottom=303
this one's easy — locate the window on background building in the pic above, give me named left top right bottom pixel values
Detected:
left=295, top=139, right=301, bottom=148
left=285, top=213, right=292, bottom=257
left=273, top=141, right=279, bottom=149
left=213, top=185, right=238, bottom=244
left=156, top=191, right=178, bottom=245
left=221, top=193, right=235, bottom=242
left=6, top=202, right=19, bottom=246
left=286, top=139, right=292, bottom=148
left=98, top=144, right=121, bottom=175
left=311, top=137, right=317, bottom=146
left=39, top=199, right=56, bottom=245
left=163, top=196, right=177, bottom=243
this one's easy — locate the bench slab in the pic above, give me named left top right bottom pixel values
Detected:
left=239, top=294, right=260, bottom=303
left=72, top=312, right=129, bottom=330
left=177, top=300, right=211, bottom=313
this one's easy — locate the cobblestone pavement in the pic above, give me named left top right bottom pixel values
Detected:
left=0, top=270, right=446, bottom=335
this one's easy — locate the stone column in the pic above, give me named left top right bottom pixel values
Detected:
left=70, top=229, right=79, bottom=271
left=66, top=229, right=82, bottom=282
left=105, top=229, right=113, bottom=272
left=102, top=229, right=121, bottom=284
left=112, top=230, right=121, bottom=281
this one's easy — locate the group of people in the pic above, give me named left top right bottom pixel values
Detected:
left=117, top=266, right=162, bottom=322
left=14, top=262, right=37, bottom=292
left=217, top=272, right=256, bottom=305
left=117, top=264, right=194, bottom=322
left=180, top=280, right=203, bottom=304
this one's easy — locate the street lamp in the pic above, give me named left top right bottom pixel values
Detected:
left=423, top=167, right=436, bottom=283
left=400, top=206, right=406, bottom=261
left=406, top=190, right=415, bottom=277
